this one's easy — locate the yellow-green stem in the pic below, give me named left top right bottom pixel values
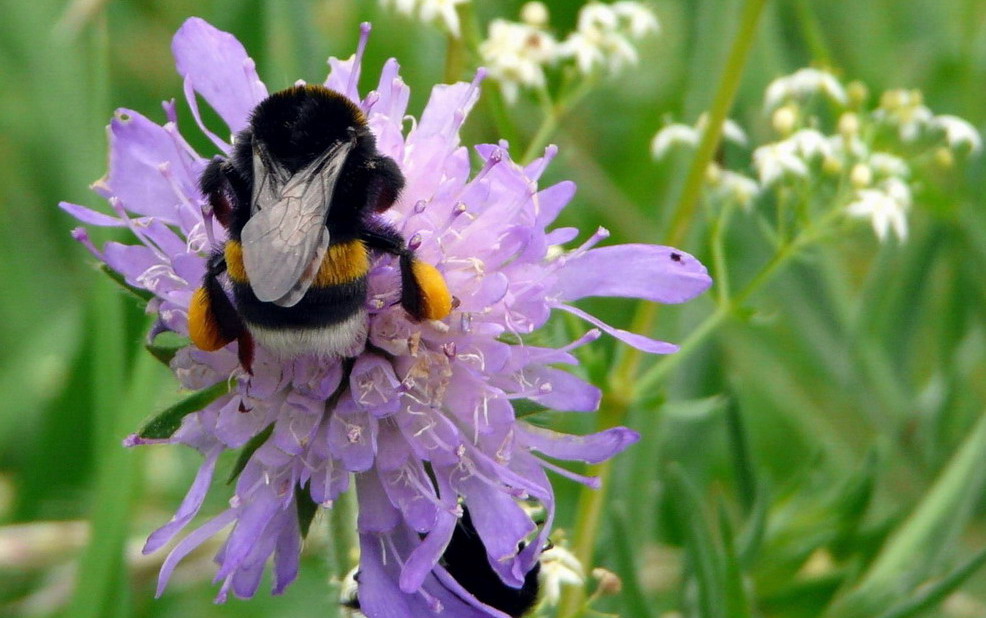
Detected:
left=559, top=3, right=770, bottom=614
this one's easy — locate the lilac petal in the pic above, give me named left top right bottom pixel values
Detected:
left=399, top=508, right=457, bottom=593
left=535, top=180, right=576, bottom=227
left=213, top=491, right=281, bottom=584
left=102, top=242, right=161, bottom=287
left=59, top=202, right=123, bottom=227
left=97, top=109, right=201, bottom=223
left=380, top=462, right=439, bottom=532
left=144, top=445, right=223, bottom=554
left=327, top=401, right=378, bottom=472
left=518, top=424, right=640, bottom=463
left=272, top=506, right=301, bottom=594
left=372, top=58, right=410, bottom=122
left=554, top=302, right=679, bottom=354
left=271, top=392, right=323, bottom=455
left=554, top=244, right=712, bottom=304
left=544, top=226, right=579, bottom=246
left=156, top=508, right=238, bottom=597
left=456, top=475, right=535, bottom=564
left=230, top=516, right=279, bottom=599
left=524, top=367, right=601, bottom=412
left=356, top=469, right=402, bottom=533
left=350, top=355, right=401, bottom=415
left=172, top=18, right=267, bottom=139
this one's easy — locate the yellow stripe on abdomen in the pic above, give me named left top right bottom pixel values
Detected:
left=313, top=240, right=369, bottom=287
left=224, top=239, right=369, bottom=288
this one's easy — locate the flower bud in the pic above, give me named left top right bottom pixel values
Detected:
left=772, top=104, right=798, bottom=136
left=521, top=2, right=549, bottom=27
left=850, top=163, right=872, bottom=188
left=592, top=567, right=623, bottom=596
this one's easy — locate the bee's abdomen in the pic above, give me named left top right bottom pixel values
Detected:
left=225, top=239, right=370, bottom=330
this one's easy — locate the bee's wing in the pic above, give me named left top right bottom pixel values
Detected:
left=241, top=139, right=354, bottom=307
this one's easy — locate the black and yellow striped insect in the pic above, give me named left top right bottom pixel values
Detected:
left=188, top=84, right=451, bottom=372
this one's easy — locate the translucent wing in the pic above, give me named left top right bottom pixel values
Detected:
left=241, top=139, right=354, bottom=307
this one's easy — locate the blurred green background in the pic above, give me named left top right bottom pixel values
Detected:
left=3, top=0, right=986, bottom=616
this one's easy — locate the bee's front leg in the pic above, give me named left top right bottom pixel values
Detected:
left=188, top=250, right=255, bottom=374
left=360, top=224, right=452, bottom=322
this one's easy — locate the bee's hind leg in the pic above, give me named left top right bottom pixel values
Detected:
left=360, top=223, right=452, bottom=322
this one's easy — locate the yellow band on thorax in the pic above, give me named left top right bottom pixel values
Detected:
left=224, top=239, right=368, bottom=288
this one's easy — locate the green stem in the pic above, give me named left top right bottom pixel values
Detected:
left=663, top=0, right=768, bottom=248
left=559, top=5, right=770, bottom=616
left=330, top=487, right=357, bottom=579
left=519, top=78, right=594, bottom=166
left=610, top=0, right=769, bottom=392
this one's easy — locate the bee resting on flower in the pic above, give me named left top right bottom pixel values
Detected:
left=62, top=17, right=710, bottom=617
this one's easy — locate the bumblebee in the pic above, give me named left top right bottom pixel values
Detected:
left=188, top=84, right=452, bottom=372
left=342, top=508, right=541, bottom=617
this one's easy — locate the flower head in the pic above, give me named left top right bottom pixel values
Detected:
left=62, top=18, right=710, bottom=614
left=379, top=0, right=468, bottom=37
left=560, top=1, right=659, bottom=75
left=480, top=18, right=559, bottom=103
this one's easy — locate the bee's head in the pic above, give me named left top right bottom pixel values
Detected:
left=249, top=84, right=368, bottom=174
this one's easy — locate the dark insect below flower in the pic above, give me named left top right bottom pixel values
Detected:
left=189, top=84, right=453, bottom=374
left=342, top=507, right=542, bottom=617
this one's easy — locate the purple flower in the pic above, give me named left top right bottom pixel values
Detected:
left=62, top=17, right=711, bottom=615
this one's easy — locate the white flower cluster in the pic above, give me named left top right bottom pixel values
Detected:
left=651, top=115, right=759, bottom=210
left=379, top=0, right=468, bottom=37
left=650, top=67, right=980, bottom=243
left=478, top=1, right=659, bottom=102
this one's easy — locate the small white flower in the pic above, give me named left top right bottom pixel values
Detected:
left=850, top=163, right=873, bottom=188
left=753, top=141, right=809, bottom=185
left=764, top=67, right=848, bottom=111
left=537, top=544, right=586, bottom=608
left=612, top=1, right=661, bottom=38
left=846, top=179, right=911, bottom=242
left=520, top=1, right=550, bottom=27
left=560, top=1, right=657, bottom=75
left=718, top=170, right=760, bottom=210
left=868, top=152, right=909, bottom=178
left=696, top=113, right=748, bottom=146
left=650, top=123, right=699, bottom=158
left=480, top=18, right=559, bottom=102
left=876, top=89, right=934, bottom=142
left=934, top=115, right=982, bottom=154
left=379, top=0, right=468, bottom=37
left=787, top=128, right=833, bottom=159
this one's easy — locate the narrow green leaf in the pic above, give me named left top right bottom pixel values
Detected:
left=725, top=399, right=757, bottom=512
left=610, top=507, right=655, bottom=618
left=665, top=463, right=724, bottom=618
left=144, top=332, right=189, bottom=366
left=228, top=423, right=274, bottom=484
left=876, top=547, right=986, bottom=618
left=737, top=480, right=770, bottom=566
left=297, top=484, right=320, bottom=539
left=825, top=411, right=986, bottom=617
left=137, top=381, right=230, bottom=439
left=718, top=500, right=752, bottom=618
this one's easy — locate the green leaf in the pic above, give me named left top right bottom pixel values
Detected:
left=875, top=547, right=986, bottom=618
left=665, top=462, right=725, bottom=618
left=718, top=499, right=752, bottom=618
left=137, top=381, right=230, bottom=439
left=825, top=412, right=986, bottom=617
left=610, top=507, right=655, bottom=618
left=296, top=484, right=320, bottom=539
left=227, top=422, right=274, bottom=484
left=145, top=331, right=190, bottom=366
